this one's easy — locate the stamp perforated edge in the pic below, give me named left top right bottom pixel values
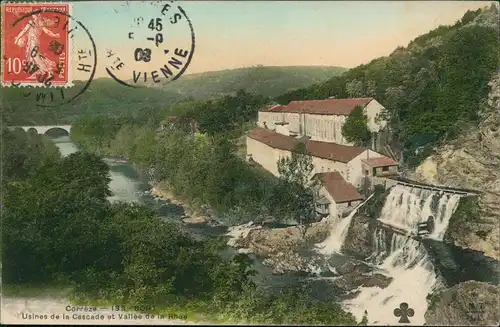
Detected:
left=1, top=1, right=74, bottom=88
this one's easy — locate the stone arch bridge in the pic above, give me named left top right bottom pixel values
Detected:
left=8, top=125, right=72, bottom=135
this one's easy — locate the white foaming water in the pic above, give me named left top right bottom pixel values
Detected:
left=367, top=228, right=387, bottom=265
left=343, top=233, right=445, bottom=325
left=431, top=193, right=462, bottom=240
left=339, top=184, right=464, bottom=325
left=315, top=194, right=374, bottom=255
left=378, top=185, right=462, bottom=240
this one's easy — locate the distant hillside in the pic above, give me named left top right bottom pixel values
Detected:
left=145, top=66, right=347, bottom=100
left=1, top=78, right=184, bottom=125
left=3, top=66, right=346, bottom=125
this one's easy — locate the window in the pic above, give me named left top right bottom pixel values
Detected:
left=364, top=169, right=369, bottom=175
left=382, top=166, right=389, bottom=172
left=347, top=201, right=352, bottom=206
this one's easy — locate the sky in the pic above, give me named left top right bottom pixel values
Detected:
left=3, top=0, right=493, bottom=81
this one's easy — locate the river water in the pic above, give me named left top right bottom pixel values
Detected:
left=4, top=137, right=459, bottom=326
left=1, top=136, right=311, bottom=325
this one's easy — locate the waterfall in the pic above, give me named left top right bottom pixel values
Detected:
left=432, top=192, right=462, bottom=240
left=367, top=228, right=387, bottom=265
left=340, top=184, right=462, bottom=325
left=315, top=194, right=374, bottom=255
left=343, top=233, right=445, bottom=325
left=378, top=185, right=462, bottom=240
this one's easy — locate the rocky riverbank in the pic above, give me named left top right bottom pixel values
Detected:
left=411, top=74, right=500, bottom=259
left=150, top=183, right=214, bottom=225
left=226, top=220, right=394, bottom=296
left=425, top=281, right=500, bottom=326
left=226, top=221, right=329, bottom=274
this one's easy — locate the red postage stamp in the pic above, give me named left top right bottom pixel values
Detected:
left=1, top=3, right=71, bottom=87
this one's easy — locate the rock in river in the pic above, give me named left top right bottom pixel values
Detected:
left=425, top=280, right=500, bottom=326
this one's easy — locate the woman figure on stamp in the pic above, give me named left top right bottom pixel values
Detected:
left=13, top=13, right=60, bottom=80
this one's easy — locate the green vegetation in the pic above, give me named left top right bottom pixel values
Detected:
left=443, top=195, right=489, bottom=243
left=277, top=143, right=319, bottom=235
left=360, top=184, right=389, bottom=219
left=71, top=113, right=309, bottom=225
left=1, top=66, right=345, bottom=126
left=448, top=196, right=482, bottom=224
left=174, top=89, right=271, bottom=136
left=276, top=6, right=499, bottom=166
left=152, top=65, right=347, bottom=100
left=1, top=127, right=358, bottom=325
left=341, top=105, right=372, bottom=146
left=1, top=78, right=182, bottom=126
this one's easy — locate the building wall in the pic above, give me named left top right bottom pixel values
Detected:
left=247, top=136, right=392, bottom=190
left=275, top=124, right=290, bottom=136
left=364, top=99, right=387, bottom=132
left=248, top=137, right=369, bottom=220
left=347, top=150, right=384, bottom=188
left=247, top=137, right=352, bottom=183
left=374, top=165, right=399, bottom=176
left=361, top=162, right=399, bottom=177
left=303, top=114, right=350, bottom=145
left=257, top=112, right=284, bottom=130
left=257, top=98, right=388, bottom=145
left=283, top=112, right=301, bottom=133
left=312, top=156, right=348, bottom=179
left=246, top=137, right=290, bottom=176
left=316, top=186, right=362, bottom=220
left=257, top=111, right=354, bottom=145
left=317, top=186, right=338, bottom=220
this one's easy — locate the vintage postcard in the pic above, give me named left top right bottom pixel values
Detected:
left=1, top=1, right=499, bottom=326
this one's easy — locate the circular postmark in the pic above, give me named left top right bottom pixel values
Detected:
left=2, top=3, right=97, bottom=107
left=105, top=0, right=195, bottom=87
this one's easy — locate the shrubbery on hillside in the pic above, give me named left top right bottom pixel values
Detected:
left=276, top=6, right=500, bottom=166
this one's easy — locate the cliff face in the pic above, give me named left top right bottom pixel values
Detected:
left=425, top=281, right=500, bottom=326
left=411, top=74, right=500, bottom=259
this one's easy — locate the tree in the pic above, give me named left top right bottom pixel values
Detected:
left=277, top=143, right=318, bottom=237
left=2, top=151, right=111, bottom=283
left=342, top=105, right=372, bottom=146
left=346, top=79, right=365, bottom=97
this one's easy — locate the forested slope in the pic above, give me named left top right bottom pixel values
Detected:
left=141, top=65, right=347, bottom=99
left=275, top=5, right=499, bottom=166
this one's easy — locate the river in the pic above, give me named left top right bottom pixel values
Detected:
left=1, top=136, right=312, bottom=325
left=5, top=137, right=477, bottom=326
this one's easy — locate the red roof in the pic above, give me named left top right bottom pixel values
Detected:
left=362, top=157, right=399, bottom=167
left=315, top=172, right=364, bottom=203
left=247, top=127, right=366, bottom=163
left=268, top=98, right=374, bottom=115
left=263, top=104, right=285, bottom=111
